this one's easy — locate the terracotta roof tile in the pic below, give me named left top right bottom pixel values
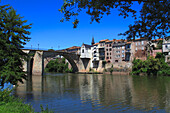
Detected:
left=152, top=38, right=163, bottom=42
left=105, top=40, right=113, bottom=43
left=99, top=39, right=109, bottom=42
left=66, top=46, right=80, bottom=50
left=93, top=43, right=99, bottom=45
left=126, top=42, right=131, bottom=44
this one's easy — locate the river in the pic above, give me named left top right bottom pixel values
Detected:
left=14, top=73, right=170, bottom=112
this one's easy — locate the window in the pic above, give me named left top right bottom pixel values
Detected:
left=107, top=53, right=109, bottom=55
left=110, top=57, right=111, bottom=59
left=110, top=53, right=111, bottom=55
left=135, top=48, right=137, bottom=51
left=109, top=48, right=112, bottom=51
left=109, top=44, right=112, bottom=47
left=142, top=47, right=144, bottom=50
left=122, top=54, right=124, bottom=57
left=142, top=41, right=144, bottom=45
left=106, top=49, right=108, bottom=51
left=82, top=49, right=84, bottom=53
left=122, top=50, right=124, bottom=53
left=115, top=60, right=118, bottom=62
left=165, top=45, right=168, bottom=48
left=117, top=55, right=120, bottom=58
left=122, top=46, right=125, bottom=49
left=138, top=42, right=140, bottom=45
left=136, top=42, right=137, bottom=46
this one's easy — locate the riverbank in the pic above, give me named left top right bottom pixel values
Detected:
left=104, top=71, right=130, bottom=75
left=0, top=89, right=53, bottom=113
left=77, top=71, right=130, bottom=75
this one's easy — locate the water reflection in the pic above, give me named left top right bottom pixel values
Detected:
left=15, top=74, right=170, bottom=112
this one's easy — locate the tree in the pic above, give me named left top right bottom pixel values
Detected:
left=59, top=0, right=169, bottom=40
left=0, top=5, right=32, bottom=88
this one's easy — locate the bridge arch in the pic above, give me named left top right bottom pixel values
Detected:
left=43, top=51, right=79, bottom=73
left=23, top=50, right=80, bottom=75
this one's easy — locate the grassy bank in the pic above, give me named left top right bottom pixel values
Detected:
left=0, top=89, right=53, bottom=113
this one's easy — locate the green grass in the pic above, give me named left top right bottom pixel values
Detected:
left=0, top=100, right=34, bottom=113
left=0, top=89, right=53, bottom=113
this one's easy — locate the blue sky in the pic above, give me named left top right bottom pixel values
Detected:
left=1, top=0, right=142, bottom=50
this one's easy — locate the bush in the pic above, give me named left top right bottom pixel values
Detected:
left=110, top=65, right=113, bottom=74
left=132, top=53, right=170, bottom=76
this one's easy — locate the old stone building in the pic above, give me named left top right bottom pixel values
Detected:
left=105, top=40, right=113, bottom=63
left=130, top=38, right=148, bottom=61
left=112, top=39, right=126, bottom=63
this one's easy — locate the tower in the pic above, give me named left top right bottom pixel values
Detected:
left=91, top=36, right=95, bottom=45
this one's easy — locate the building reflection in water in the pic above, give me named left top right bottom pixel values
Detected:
left=15, top=73, right=170, bottom=112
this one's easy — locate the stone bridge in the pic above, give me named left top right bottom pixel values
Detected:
left=22, top=49, right=87, bottom=75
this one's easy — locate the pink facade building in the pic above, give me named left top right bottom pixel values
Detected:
left=105, top=40, right=113, bottom=63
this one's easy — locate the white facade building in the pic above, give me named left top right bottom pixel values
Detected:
left=91, top=43, right=99, bottom=68
left=163, top=38, right=170, bottom=63
left=80, top=43, right=92, bottom=58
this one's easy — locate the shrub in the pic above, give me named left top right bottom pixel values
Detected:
left=110, top=65, right=113, bottom=74
left=132, top=53, right=170, bottom=76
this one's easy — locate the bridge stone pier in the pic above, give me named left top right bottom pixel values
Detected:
left=23, top=49, right=85, bottom=75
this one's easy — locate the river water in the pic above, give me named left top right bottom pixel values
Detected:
left=14, top=73, right=170, bottom=112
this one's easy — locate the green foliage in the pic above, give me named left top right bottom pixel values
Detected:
left=48, top=49, right=55, bottom=52
left=40, top=105, right=53, bottom=113
left=0, top=5, right=32, bottom=88
left=0, top=89, right=34, bottom=113
left=104, top=68, right=107, bottom=72
left=0, top=89, right=53, bottom=113
left=110, top=65, right=113, bottom=74
left=132, top=53, right=170, bottom=76
left=45, top=58, right=72, bottom=73
left=60, top=1, right=169, bottom=40
left=89, top=67, right=92, bottom=72
left=156, top=40, right=163, bottom=49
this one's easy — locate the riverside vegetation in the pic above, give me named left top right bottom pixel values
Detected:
left=45, top=58, right=73, bottom=73
left=132, top=53, right=170, bottom=76
left=0, top=89, right=53, bottom=113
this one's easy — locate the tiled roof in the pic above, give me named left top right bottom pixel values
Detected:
left=152, top=38, right=163, bottom=42
left=66, top=46, right=80, bottom=50
left=135, top=38, right=147, bottom=41
left=105, top=40, right=113, bottom=43
left=93, top=43, right=99, bottom=45
left=99, top=39, right=109, bottom=42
